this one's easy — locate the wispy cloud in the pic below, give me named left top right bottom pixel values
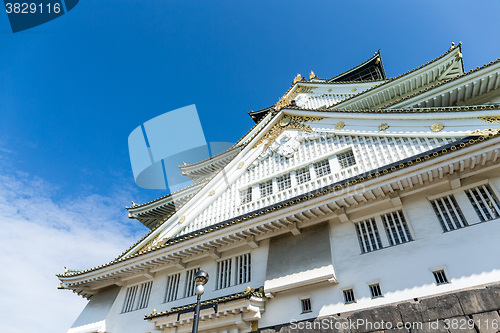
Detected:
left=0, top=168, right=147, bottom=333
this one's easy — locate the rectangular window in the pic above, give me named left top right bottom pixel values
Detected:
left=369, top=284, right=383, bottom=298
left=296, top=166, right=311, bottom=185
left=343, top=289, right=355, bottom=304
left=236, top=253, right=251, bottom=285
left=184, top=269, right=197, bottom=298
left=164, top=273, right=180, bottom=303
left=313, top=159, right=331, bottom=177
left=121, top=281, right=153, bottom=313
left=381, top=210, right=412, bottom=246
left=136, top=281, right=153, bottom=310
left=121, top=285, right=138, bottom=313
left=301, top=298, right=312, bottom=313
left=433, top=270, right=449, bottom=285
left=259, top=180, right=273, bottom=197
left=216, top=258, right=232, bottom=289
left=277, top=174, right=292, bottom=191
left=240, top=187, right=252, bottom=204
left=465, top=185, right=500, bottom=222
left=430, top=195, right=468, bottom=232
left=338, top=150, right=356, bottom=169
left=355, top=218, right=383, bottom=253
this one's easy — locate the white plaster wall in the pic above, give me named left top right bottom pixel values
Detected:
left=103, top=240, right=270, bottom=333
left=73, top=171, right=500, bottom=332
left=258, top=172, right=500, bottom=328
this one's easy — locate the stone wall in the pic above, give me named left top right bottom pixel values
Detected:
left=258, top=283, right=500, bottom=333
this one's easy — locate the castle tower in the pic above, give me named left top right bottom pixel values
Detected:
left=58, top=44, right=500, bottom=333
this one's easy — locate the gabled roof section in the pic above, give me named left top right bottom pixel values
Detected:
left=249, top=52, right=387, bottom=124
left=248, top=105, right=274, bottom=124
left=126, top=111, right=277, bottom=230
left=330, top=43, right=464, bottom=111
left=126, top=180, right=206, bottom=230
left=324, top=50, right=386, bottom=83
left=179, top=146, right=241, bottom=183
left=57, top=130, right=500, bottom=281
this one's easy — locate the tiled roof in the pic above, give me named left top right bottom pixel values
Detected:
left=328, top=43, right=463, bottom=110
left=145, top=286, right=264, bottom=320
left=178, top=146, right=240, bottom=169
left=325, top=50, right=386, bottom=82
left=378, top=57, right=500, bottom=109
left=286, top=103, right=500, bottom=114
left=126, top=180, right=206, bottom=210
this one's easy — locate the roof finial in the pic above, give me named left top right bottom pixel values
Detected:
left=309, top=70, right=317, bottom=80
left=131, top=201, right=137, bottom=207
left=293, top=73, right=302, bottom=84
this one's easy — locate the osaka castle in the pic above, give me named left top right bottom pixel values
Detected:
left=58, top=43, right=500, bottom=333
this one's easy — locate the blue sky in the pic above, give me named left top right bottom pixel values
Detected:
left=1, top=1, right=500, bottom=332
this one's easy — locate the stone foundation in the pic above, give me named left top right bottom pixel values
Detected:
left=258, top=284, right=500, bottom=333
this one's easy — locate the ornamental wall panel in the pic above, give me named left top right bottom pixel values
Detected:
left=177, top=130, right=459, bottom=236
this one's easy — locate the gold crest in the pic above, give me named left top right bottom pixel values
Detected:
left=431, top=122, right=444, bottom=132
left=335, top=121, right=345, bottom=129
left=379, top=123, right=389, bottom=131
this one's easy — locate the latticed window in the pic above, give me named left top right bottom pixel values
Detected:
left=236, top=253, right=251, bottom=285
left=259, top=180, right=273, bottom=197
left=433, top=270, right=449, bottom=285
left=301, top=298, right=312, bottom=313
left=296, top=167, right=311, bottom=185
left=465, top=185, right=500, bottom=222
left=184, top=268, right=197, bottom=297
left=338, top=150, right=356, bottom=169
left=121, top=281, right=153, bottom=313
left=277, top=174, right=291, bottom=191
left=240, top=187, right=252, bottom=204
left=430, top=195, right=468, bottom=232
left=343, top=289, right=355, bottom=304
left=314, top=159, right=331, bottom=177
left=381, top=210, right=412, bottom=246
left=355, top=218, right=383, bottom=253
left=216, top=258, right=232, bottom=289
left=164, top=273, right=180, bottom=302
left=369, top=284, right=383, bottom=298
left=122, top=285, right=138, bottom=313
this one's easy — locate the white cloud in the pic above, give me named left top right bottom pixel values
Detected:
left=0, top=170, right=148, bottom=333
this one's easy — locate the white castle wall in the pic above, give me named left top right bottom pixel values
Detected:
left=73, top=168, right=500, bottom=333
left=179, top=132, right=458, bottom=236
left=258, top=170, right=500, bottom=327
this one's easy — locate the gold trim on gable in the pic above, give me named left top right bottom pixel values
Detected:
left=479, top=116, right=500, bottom=124
left=468, top=128, right=500, bottom=137
left=252, top=115, right=324, bottom=151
